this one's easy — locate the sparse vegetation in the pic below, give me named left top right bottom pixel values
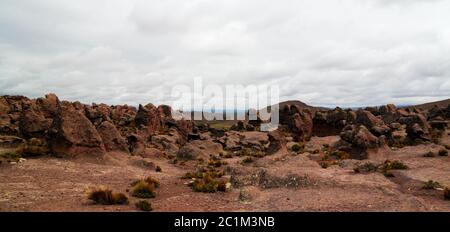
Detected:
left=331, top=150, right=350, bottom=160
left=438, top=149, right=448, bottom=157
left=383, top=171, right=395, bottom=177
left=241, top=156, right=254, bottom=164
left=207, top=156, right=228, bottom=167
left=423, top=151, right=435, bottom=157
left=155, top=166, right=162, bottom=172
left=291, top=143, right=303, bottom=153
left=422, top=180, right=442, bottom=190
left=379, top=160, right=408, bottom=171
left=17, top=138, right=49, bottom=157
left=353, top=162, right=378, bottom=173
left=0, top=151, right=22, bottom=162
left=189, top=173, right=228, bottom=193
left=353, top=160, right=407, bottom=178
left=135, top=200, right=152, bottom=211
left=130, top=176, right=160, bottom=198
left=87, top=188, right=128, bottom=205
left=131, top=180, right=156, bottom=198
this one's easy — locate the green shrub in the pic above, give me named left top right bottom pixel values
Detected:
left=291, top=144, right=303, bottom=153
left=87, top=188, right=128, bottom=205
left=422, top=180, right=442, bottom=190
left=135, top=200, right=152, bottom=211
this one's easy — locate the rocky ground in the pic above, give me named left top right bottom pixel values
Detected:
left=1, top=94, right=450, bottom=211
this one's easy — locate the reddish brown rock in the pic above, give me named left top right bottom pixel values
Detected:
left=135, top=104, right=161, bottom=136
left=35, top=93, right=58, bottom=118
left=96, top=121, right=129, bottom=152
left=379, top=104, right=398, bottom=123
left=279, top=104, right=313, bottom=141
left=48, top=101, right=106, bottom=158
left=355, top=110, right=383, bottom=128
left=398, top=113, right=431, bottom=142
left=85, top=103, right=111, bottom=125
left=19, top=100, right=52, bottom=138
left=126, top=133, right=146, bottom=156
left=340, top=125, right=380, bottom=149
left=266, top=130, right=286, bottom=155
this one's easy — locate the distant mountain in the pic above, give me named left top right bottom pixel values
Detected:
left=404, top=98, right=450, bottom=111
left=260, top=100, right=329, bottom=114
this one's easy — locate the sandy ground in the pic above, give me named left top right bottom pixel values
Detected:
left=1, top=134, right=450, bottom=212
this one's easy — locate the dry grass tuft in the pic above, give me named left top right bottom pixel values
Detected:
left=87, top=188, right=128, bottom=205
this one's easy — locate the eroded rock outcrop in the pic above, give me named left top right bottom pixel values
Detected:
left=279, top=104, right=313, bottom=141
left=48, top=101, right=106, bottom=158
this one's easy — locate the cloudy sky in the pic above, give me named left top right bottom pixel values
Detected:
left=1, top=0, right=450, bottom=108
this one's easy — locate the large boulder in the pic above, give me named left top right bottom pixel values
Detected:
left=35, top=93, right=58, bottom=118
left=48, top=101, right=106, bottom=158
left=135, top=104, right=161, bottom=136
left=96, top=121, right=129, bottom=152
left=355, top=110, right=383, bottom=128
left=266, top=130, right=286, bottom=155
left=85, top=103, right=111, bottom=126
left=279, top=104, right=313, bottom=141
left=0, top=96, right=29, bottom=136
left=379, top=104, right=398, bottom=124
left=177, top=140, right=224, bottom=160
left=398, top=113, right=431, bottom=142
left=19, top=100, right=52, bottom=138
left=340, top=125, right=380, bottom=149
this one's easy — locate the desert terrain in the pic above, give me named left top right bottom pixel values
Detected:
left=1, top=94, right=450, bottom=211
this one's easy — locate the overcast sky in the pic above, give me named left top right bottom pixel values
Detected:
left=1, top=0, right=450, bottom=108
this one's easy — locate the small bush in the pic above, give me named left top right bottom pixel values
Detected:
left=155, top=166, right=162, bottom=172
left=182, top=171, right=204, bottom=179
left=18, top=138, right=49, bottom=157
left=87, top=188, right=128, bottom=205
left=190, top=174, right=228, bottom=193
left=291, top=144, right=303, bottom=153
left=423, top=151, right=435, bottom=157
left=241, top=156, right=254, bottom=164
left=438, top=149, right=448, bottom=157
left=0, top=151, right=22, bottom=162
left=131, top=180, right=156, bottom=198
left=135, top=200, right=152, bottom=211
left=380, top=160, right=408, bottom=171
left=207, top=158, right=227, bottom=167
left=353, top=162, right=378, bottom=173
left=319, top=160, right=337, bottom=169
left=223, top=153, right=233, bottom=158
left=383, top=171, right=395, bottom=177
left=331, top=150, right=350, bottom=160
left=445, top=188, right=450, bottom=200
left=422, top=180, right=442, bottom=190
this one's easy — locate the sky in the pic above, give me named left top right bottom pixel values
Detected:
left=1, top=0, right=450, bottom=108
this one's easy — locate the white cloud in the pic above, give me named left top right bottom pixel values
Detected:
left=0, top=0, right=449, bottom=108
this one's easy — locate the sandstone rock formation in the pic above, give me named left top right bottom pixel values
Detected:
left=48, top=101, right=106, bottom=158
